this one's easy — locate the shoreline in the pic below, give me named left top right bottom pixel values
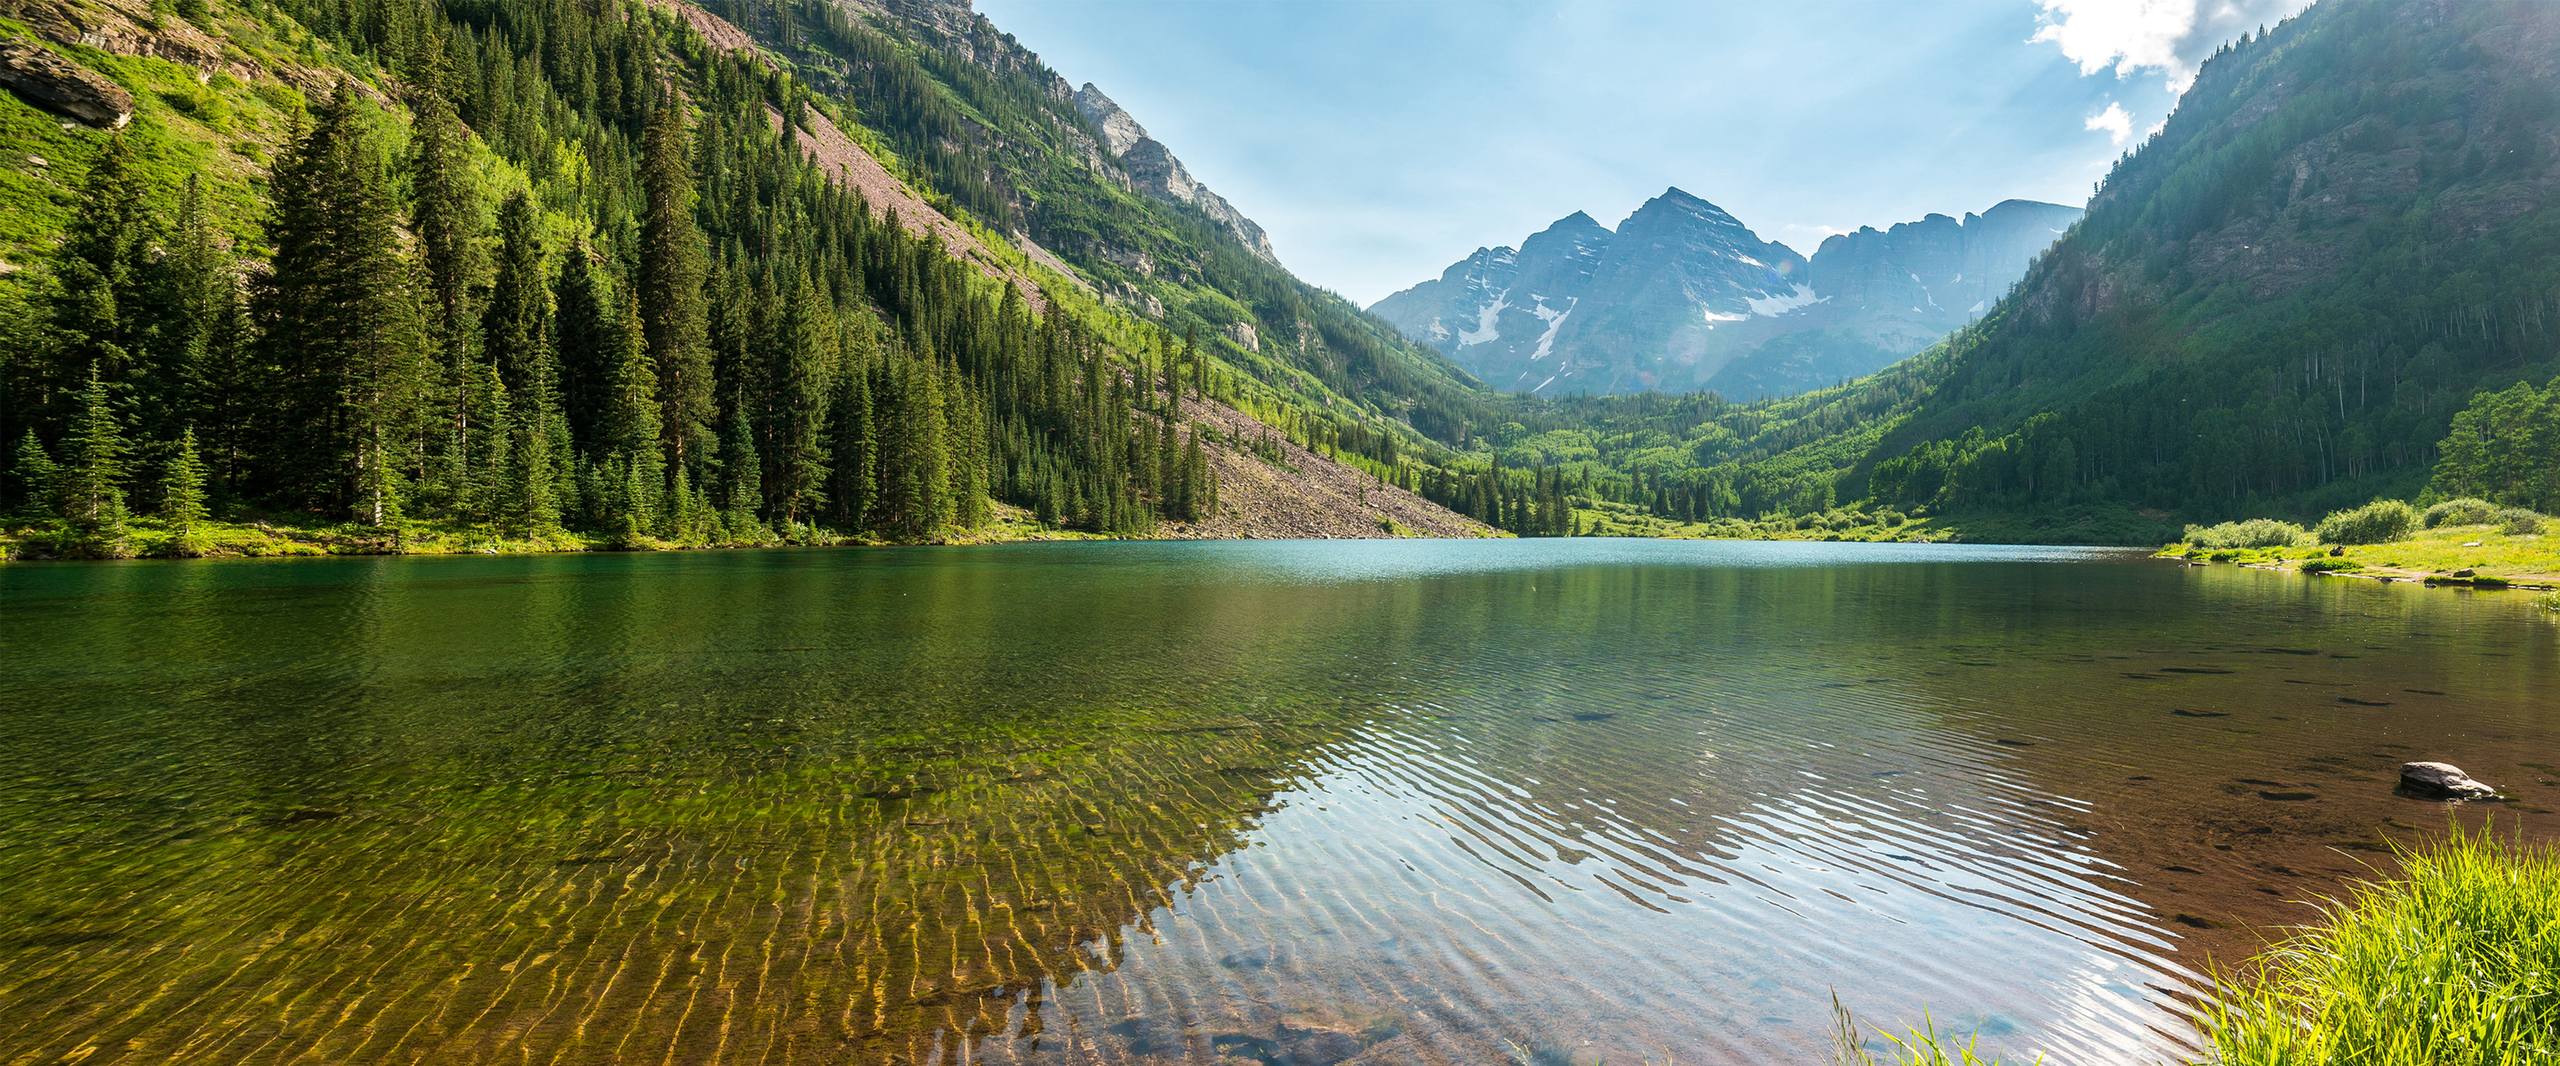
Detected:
left=2156, top=526, right=2560, bottom=594
left=2163, top=551, right=2560, bottom=592
left=0, top=510, right=1514, bottom=564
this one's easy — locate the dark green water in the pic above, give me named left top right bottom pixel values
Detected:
left=0, top=540, right=2552, bottom=1064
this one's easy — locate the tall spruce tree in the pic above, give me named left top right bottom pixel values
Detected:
left=946, top=356, right=988, bottom=530
left=257, top=86, right=434, bottom=520
left=718, top=400, right=764, bottom=536
left=766, top=271, right=832, bottom=525
left=10, top=431, right=58, bottom=519
left=875, top=350, right=948, bottom=540
left=160, top=426, right=209, bottom=554
left=41, top=133, right=154, bottom=438
left=500, top=402, right=560, bottom=536
left=59, top=366, right=129, bottom=539
left=552, top=245, right=617, bottom=460
left=410, top=63, right=482, bottom=510
left=601, top=290, right=664, bottom=537
left=640, top=87, right=713, bottom=483
left=825, top=339, right=876, bottom=531
left=161, top=175, right=245, bottom=484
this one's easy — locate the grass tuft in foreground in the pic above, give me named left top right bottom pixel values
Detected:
left=1838, top=827, right=2559, bottom=1065
left=1833, top=996, right=2035, bottom=1065
left=2200, top=825, right=2559, bottom=1066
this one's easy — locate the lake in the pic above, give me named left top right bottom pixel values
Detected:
left=0, top=539, right=2551, bottom=1064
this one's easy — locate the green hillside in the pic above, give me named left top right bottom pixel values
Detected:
left=0, top=0, right=1537, bottom=557
left=1633, top=0, right=2560, bottom=535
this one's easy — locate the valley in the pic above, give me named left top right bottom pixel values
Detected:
left=1, top=0, right=2557, bottom=1063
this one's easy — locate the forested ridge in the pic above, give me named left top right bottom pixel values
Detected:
left=4, top=0, right=2554, bottom=556
left=1518, top=0, right=2560, bottom=537
left=0, top=0, right=1562, bottom=556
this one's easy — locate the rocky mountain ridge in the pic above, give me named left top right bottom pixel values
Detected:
left=1372, top=191, right=2080, bottom=398
left=1072, top=83, right=1277, bottom=262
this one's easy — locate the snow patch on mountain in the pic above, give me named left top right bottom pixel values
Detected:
left=1745, top=284, right=1823, bottom=317
left=1458, top=293, right=1510, bottom=347
left=1530, top=298, right=1576, bottom=360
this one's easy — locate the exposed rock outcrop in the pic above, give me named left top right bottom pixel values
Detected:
left=0, top=38, right=132, bottom=128
left=1162, top=388, right=1494, bottom=541
left=1073, top=83, right=1278, bottom=264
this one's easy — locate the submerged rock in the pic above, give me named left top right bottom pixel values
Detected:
left=2399, top=761, right=2498, bottom=800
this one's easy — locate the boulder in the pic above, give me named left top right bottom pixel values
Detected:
left=2399, top=761, right=2498, bottom=800
left=1223, top=320, right=1261, bottom=353
left=0, top=39, right=131, bottom=129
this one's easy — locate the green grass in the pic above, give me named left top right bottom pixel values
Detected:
left=1837, top=828, right=2560, bottom=1065
left=0, top=501, right=1127, bottom=560
left=1834, top=997, right=2037, bottom=1065
left=2199, top=826, right=2560, bottom=1065
left=2164, top=519, right=2560, bottom=589
left=1575, top=499, right=2177, bottom=546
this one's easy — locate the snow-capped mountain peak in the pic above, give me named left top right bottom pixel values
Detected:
left=1370, top=191, right=2082, bottom=398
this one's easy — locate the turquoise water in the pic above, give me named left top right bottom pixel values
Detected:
left=0, top=539, right=2551, bottom=1063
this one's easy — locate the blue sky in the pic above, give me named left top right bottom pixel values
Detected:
left=973, top=0, right=2310, bottom=305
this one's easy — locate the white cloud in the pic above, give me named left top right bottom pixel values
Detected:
left=2085, top=101, right=2134, bottom=146
left=1776, top=223, right=1854, bottom=255
left=2030, top=0, right=2314, bottom=91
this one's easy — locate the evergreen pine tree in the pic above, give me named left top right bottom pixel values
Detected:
left=601, top=291, right=665, bottom=535
left=162, top=175, right=244, bottom=481
left=42, top=132, right=154, bottom=438
left=464, top=361, right=510, bottom=524
left=718, top=408, right=764, bottom=538
left=160, top=426, right=210, bottom=553
left=946, top=360, right=988, bottom=530
left=766, top=271, right=831, bottom=525
left=484, top=191, right=553, bottom=396
left=825, top=344, right=877, bottom=531
left=59, top=365, right=129, bottom=540
left=10, top=430, right=58, bottom=519
left=257, top=86, right=434, bottom=519
left=640, top=88, right=713, bottom=482
left=875, top=352, right=948, bottom=540
left=410, top=66, right=482, bottom=511
left=499, top=402, right=559, bottom=537
left=552, top=245, right=616, bottom=459
left=1179, top=429, right=1209, bottom=521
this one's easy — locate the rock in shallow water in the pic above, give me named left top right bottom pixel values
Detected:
left=2399, top=761, right=2498, bottom=800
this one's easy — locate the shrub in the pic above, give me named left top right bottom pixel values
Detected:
left=2183, top=518, right=2311, bottom=549
left=2300, top=558, right=2362, bottom=574
left=2315, top=500, right=2420, bottom=545
left=2495, top=508, right=2545, bottom=536
left=2424, top=497, right=2500, bottom=528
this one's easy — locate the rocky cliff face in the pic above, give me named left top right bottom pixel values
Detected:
left=1806, top=200, right=2084, bottom=325
left=1073, top=84, right=1277, bottom=263
left=1374, top=191, right=2079, bottom=398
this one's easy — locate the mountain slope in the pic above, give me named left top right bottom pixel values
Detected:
left=730, top=0, right=1501, bottom=447
left=1374, top=191, right=2079, bottom=400
left=1707, top=199, right=2084, bottom=399
left=1685, top=0, right=2560, bottom=529
left=0, top=0, right=1496, bottom=552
